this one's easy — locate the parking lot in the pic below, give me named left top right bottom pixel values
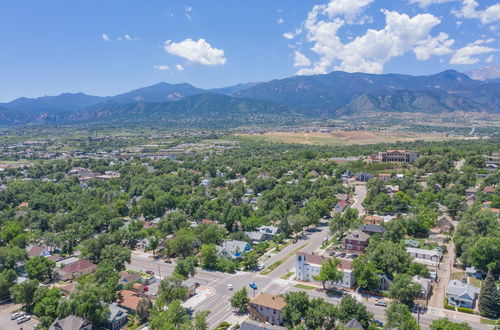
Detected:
left=0, top=303, right=38, bottom=330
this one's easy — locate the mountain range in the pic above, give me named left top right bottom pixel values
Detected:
left=1, top=69, right=499, bottom=126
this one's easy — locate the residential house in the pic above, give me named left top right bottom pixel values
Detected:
left=379, top=150, right=419, bottom=163
left=27, top=245, right=51, bottom=258
left=216, top=240, right=251, bottom=260
left=447, top=280, right=480, bottom=308
left=344, top=230, right=370, bottom=252
left=248, top=293, right=286, bottom=326
left=378, top=173, right=392, bottom=181
left=404, top=239, right=420, bottom=248
left=465, top=187, right=477, bottom=198
left=295, top=253, right=355, bottom=289
left=246, top=231, right=265, bottom=244
left=436, top=214, right=454, bottom=233
left=239, top=320, right=284, bottom=330
left=107, top=303, right=128, bottom=330
left=117, top=290, right=148, bottom=313
left=355, top=172, right=374, bottom=182
left=201, top=179, right=211, bottom=187
left=335, top=193, right=349, bottom=202
left=345, top=319, right=364, bottom=329
left=357, top=224, right=385, bottom=236
left=50, top=316, right=92, bottom=330
left=258, top=226, right=280, bottom=240
left=483, top=186, right=496, bottom=195
left=412, top=276, right=432, bottom=299
left=363, top=215, right=384, bottom=225
left=58, top=260, right=98, bottom=281
left=335, top=200, right=349, bottom=213
left=119, top=272, right=142, bottom=287
left=465, top=266, right=482, bottom=279
left=341, top=171, right=353, bottom=180
left=406, top=247, right=442, bottom=265
left=378, top=273, right=393, bottom=291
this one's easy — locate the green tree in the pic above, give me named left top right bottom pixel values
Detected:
left=282, top=291, right=309, bottom=328
left=170, top=228, right=196, bottom=258
left=100, top=244, right=131, bottom=271
left=230, top=287, right=249, bottom=313
left=11, top=279, right=39, bottom=312
left=149, top=300, right=190, bottom=330
left=174, top=255, right=198, bottom=279
left=57, top=284, right=110, bottom=327
left=0, top=269, right=17, bottom=299
left=338, top=295, right=373, bottom=329
left=200, top=244, right=218, bottom=269
left=430, top=318, right=471, bottom=330
left=384, top=302, right=419, bottom=330
left=158, top=274, right=189, bottom=305
left=33, top=287, right=61, bottom=328
left=136, top=298, right=153, bottom=323
left=463, top=237, right=500, bottom=273
left=0, top=246, right=28, bottom=270
left=313, top=258, right=343, bottom=290
left=389, top=274, right=421, bottom=306
left=241, top=250, right=259, bottom=270
left=478, top=269, right=500, bottom=318
left=193, top=311, right=210, bottom=330
left=25, top=256, right=56, bottom=282
left=352, top=256, right=379, bottom=291
left=366, top=240, right=411, bottom=275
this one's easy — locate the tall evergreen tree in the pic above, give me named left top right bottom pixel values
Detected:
left=478, top=269, right=500, bottom=318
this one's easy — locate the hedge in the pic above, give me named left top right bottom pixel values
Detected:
left=457, top=307, right=474, bottom=314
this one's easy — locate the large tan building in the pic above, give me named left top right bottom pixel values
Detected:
left=248, top=293, right=286, bottom=326
left=379, top=150, right=419, bottom=163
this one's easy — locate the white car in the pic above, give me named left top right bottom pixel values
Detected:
left=10, top=312, right=25, bottom=320
left=227, top=284, right=233, bottom=290
left=17, top=315, right=31, bottom=324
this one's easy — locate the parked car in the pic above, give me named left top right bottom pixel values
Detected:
left=17, top=316, right=31, bottom=324
left=164, top=259, right=172, bottom=263
left=227, top=284, right=233, bottom=290
left=143, top=286, right=149, bottom=292
left=374, top=320, right=384, bottom=327
left=351, top=254, right=359, bottom=258
left=256, top=263, right=265, bottom=271
left=146, top=270, right=154, bottom=275
left=148, top=276, right=156, bottom=284
left=375, top=301, right=387, bottom=307
left=11, top=312, right=25, bottom=320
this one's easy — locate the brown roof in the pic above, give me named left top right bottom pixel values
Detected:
left=28, top=245, right=48, bottom=257
left=118, top=290, right=143, bottom=311
left=296, top=252, right=326, bottom=265
left=59, top=259, right=97, bottom=274
left=60, top=282, right=77, bottom=295
left=483, top=186, right=496, bottom=193
left=338, top=259, right=353, bottom=270
left=363, top=215, right=384, bottom=224
left=250, top=293, right=286, bottom=311
left=482, top=207, right=500, bottom=214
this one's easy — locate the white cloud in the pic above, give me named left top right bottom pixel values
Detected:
left=124, top=34, right=132, bottom=41
left=185, top=6, right=193, bottom=20
left=453, top=0, right=500, bottom=24
left=153, top=65, right=170, bottom=71
left=409, top=0, right=454, bottom=8
left=102, top=34, right=110, bottom=41
left=293, top=51, right=312, bottom=67
left=278, top=18, right=285, bottom=24
left=164, top=38, right=226, bottom=66
left=450, top=39, right=497, bottom=64
left=486, top=54, right=495, bottom=62
left=283, top=28, right=302, bottom=40
left=319, top=0, right=375, bottom=24
left=117, top=34, right=139, bottom=41
left=296, top=9, right=449, bottom=75
left=175, top=64, right=185, bottom=71
left=414, top=32, right=455, bottom=60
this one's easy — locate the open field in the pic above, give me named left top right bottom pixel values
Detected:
left=236, top=130, right=477, bottom=146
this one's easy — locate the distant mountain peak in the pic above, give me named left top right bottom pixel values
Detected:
left=465, top=66, right=500, bottom=81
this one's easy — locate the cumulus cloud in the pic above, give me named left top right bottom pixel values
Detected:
left=453, top=0, right=500, bottom=24
left=153, top=65, right=170, bottom=71
left=278, top=18, right=285, bottom=24
left=293, top=51, right=312, bottom=67
left=409, top=0, right=454, bottom=8
left=175, top=64, right=185, bottom=71
left=102, top=34, right=110, bottom=41
left=485, top=54, right=495, bottom=62
left=164, top=38, right=226, bottom=66
left=450, top=39, right=497, bottom=64
left=318, top=0, right=374, bottom=24
left=283, top=28, right=302, bottom=40
left=296, top=8, right=451, bottom=75
left=414, top=32, right=455, bottom=60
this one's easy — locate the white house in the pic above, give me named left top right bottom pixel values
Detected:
left=406, top=247, right=442, bottom=265
left=216, top=240, right=251, bottom=260
left=447, top=280, right=480, bottom=308
left=295, top=252, right=355, bottom=289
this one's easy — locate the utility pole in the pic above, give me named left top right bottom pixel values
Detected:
left=157, top=263, right=162, bottom=281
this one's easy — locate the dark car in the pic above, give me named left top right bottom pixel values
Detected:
left=145, top=270, right=154, bottom=275
left=374, top=320, right=384, bottom=327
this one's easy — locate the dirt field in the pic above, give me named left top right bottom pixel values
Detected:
left=236, top=130, right=472, bottom=146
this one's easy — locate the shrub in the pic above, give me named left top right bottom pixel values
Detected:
left=444, top=304, right=456, bottom=311
left=457, top=307, right=474, bottom=314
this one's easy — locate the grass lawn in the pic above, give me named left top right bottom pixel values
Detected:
left=294, top=284, right=317, bottom=290
left=480, top=318, right=498, bottom=325
left=280, top=271, right=295, bottom=280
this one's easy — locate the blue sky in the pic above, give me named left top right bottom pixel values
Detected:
left=0, top=0, right=499, bottom=101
